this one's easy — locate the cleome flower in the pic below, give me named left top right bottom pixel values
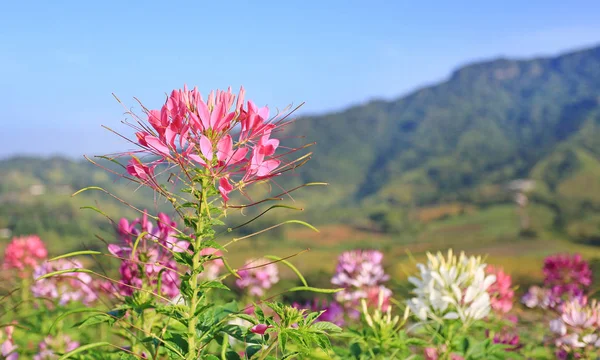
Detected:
left=3, top=235, right=48, bottom=276
left=33, top=334, right=79, bottom=360
left=109, top=212, right=186, bottom=300
left=407, top=249, right=496, bottom=324
left=236, top=258, right=279, bottom=297
left=331, top=250, right=392, bottom=312
left=485, top=265, right=514, bottom=315
left=550, top=299, right=600, bottom=357
left=31, top=259, right=97, bottom=306
left=543, top=253, right=592, bottom=299
left=121, top=85, right=302, bottom=203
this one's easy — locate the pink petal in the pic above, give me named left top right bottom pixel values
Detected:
left=145, top=136, right=171, bottom=157
left=255, top=159, right=280, bottom=177
left=218, top=177, right=234, bottom=203
left=200, top=135, right=214, bottom=162
left=197, top=100, right=211, bottom=131
left=216, top=135, right=233, bottom=164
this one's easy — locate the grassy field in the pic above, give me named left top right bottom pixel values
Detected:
left=221, top=202, right=600, bottom=296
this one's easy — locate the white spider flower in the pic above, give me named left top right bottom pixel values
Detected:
left=407, top=249, right=496, bottom=325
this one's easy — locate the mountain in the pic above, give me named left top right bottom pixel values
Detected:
left=2, top=45, right=600, bottom=252
left=283, top=45, right=600, bottom=236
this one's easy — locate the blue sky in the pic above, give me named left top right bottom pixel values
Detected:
left=1, top=0, right=599, bottom=158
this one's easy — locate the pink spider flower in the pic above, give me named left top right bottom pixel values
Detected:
left=198, top=247, right=224, bottom=281
left=236, top=258, right=279, bottom=297
left=550, top=299, right=600, bottom=357
left=543, top=253, right=592, bottom=298
left=121, top=85, right=300, bottom=204
left=33, top=334, right=79, bottom=360
left=31, top=259, right=97, bottom=306
left=485, top=265, right=514, bottom=315
left=109, top=212, right=186, bottom=300
left=331, top=250, right=392, bottom=312
left=3, top=235, right=48, bottom=276
left=0, top=325, right=18, bottom=360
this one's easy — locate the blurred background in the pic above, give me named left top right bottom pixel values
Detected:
left=2, top=1, right=600, bottom=289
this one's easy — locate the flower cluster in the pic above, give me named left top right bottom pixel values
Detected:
left=109, top=212, right=187, bottom=299
left=33, top=334, right=79, bottom=360
left=3, top=235, right=48, bottom=276
left=31, top=259, right=97, bottom=306
left=485, top=265, right=514, bottom=315
left=550, top=298, right=600, bottom=358
left=235, top=258, right=279, bottom=297
left=125, top=85, right=294, bottom=203
left=292, top=299, right=345, bottom=326
left=408, top=250, right=496, bottom=324
left=522, top=253, right=592, bottom=311
left=543, top=253, right=592, bottom=299
left=0, top=325, right=17, bottom=360
left=331, top=250, right=392, bottom=311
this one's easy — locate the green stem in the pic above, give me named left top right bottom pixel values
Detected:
left=187, top=179, right=209, bottom=360
left=257, top=336, right=278, bottom=360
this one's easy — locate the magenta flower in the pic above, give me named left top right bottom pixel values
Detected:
left=0, top=325, right=18, bottom=360
left=122, top=85, right=299, bottom=204
left=33, top=335, right=79, bottom=360
left=3, top=235, right=47, bottom=276
left=236, top=258, right=279, bottom=297
left=250, top=324, right=272, bottom=335
left=109, top=212, right=187, bottom=299
left=543, top=253, right=592, bottom=298
left=31, top=259, right=97, bottom=306
left=491, top=329, right=521, bottom=352
left=292, top=299, right=345, bottom=326
left=331, top=250, right=391, bottom=312
left=486, top=265, right=514, bottom=314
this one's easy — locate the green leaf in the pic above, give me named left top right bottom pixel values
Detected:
left=199, top=280, right=230, bottom=290
left=48, top=250, right=102, bottom=261
left=311, top=321, right=342, bottom=333
left=58, top=342, right=111, bottom=359
left=245, top=344, right=262, bottom=359
left=286, top=286, right=343, bottom=294
left=173, top=251, right=194, bottom=267
left=264, top=255, right=308, bottom=287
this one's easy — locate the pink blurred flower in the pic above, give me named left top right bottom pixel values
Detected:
left=31, top=259, right=97, bottom=305
left=543, top=253, right=592, bottom=298
left=522, top=285, right=560, bottom=309
left=198, top=248, right=224, bottom=281
left=486, top=265, right=514, bottom=314
left=550, top=299, right=600, bottom=357
left=33, top=334, right=79, bottom=360
left=109, top=212, right=186, bottom=300
left=331, top=250, right=391, bottom=312
left=491, top=330, right=521, bottom=351
left=424, top=347, right=438, bottom=360
left=292, top=299, right=345, bottom=326
left=236, top=258, right=279, bottom=297
left=3, top=235, right=47, bottom=276
left=0, top=325, right=18, bottom=360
